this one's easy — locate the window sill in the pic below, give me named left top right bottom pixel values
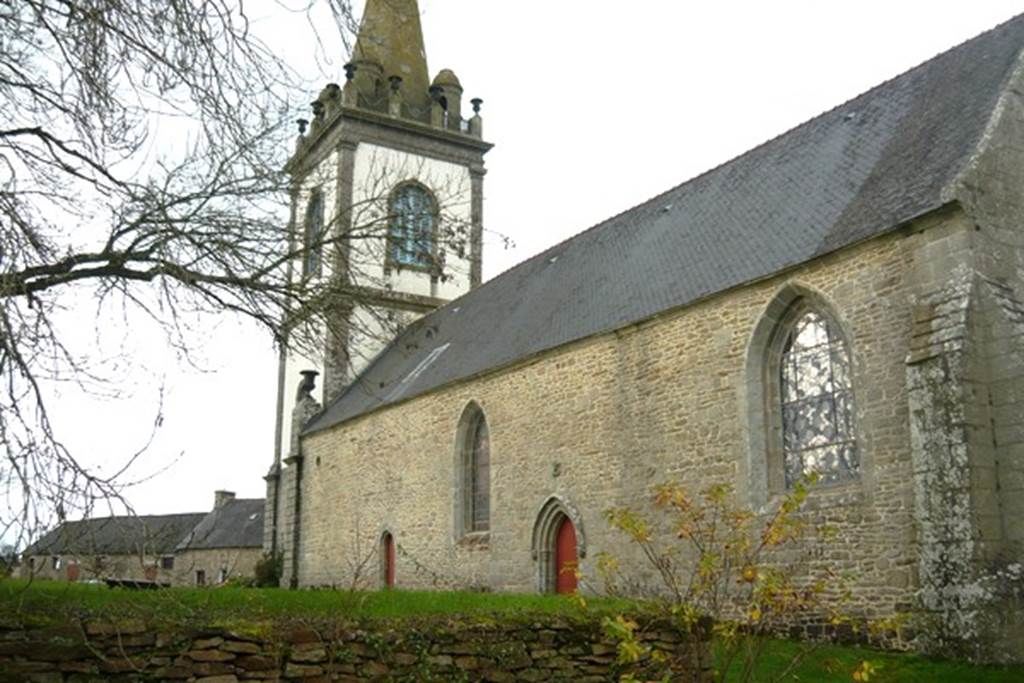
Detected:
left=457, top=531, right=490, bottom=550
left=384, top=260, right=438, bottom=277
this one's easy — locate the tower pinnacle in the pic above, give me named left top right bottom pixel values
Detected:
left=352, top=0, right=430, bottom=109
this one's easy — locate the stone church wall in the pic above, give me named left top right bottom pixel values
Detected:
left=293, top=208, right=985, bottom=620
left=904, top=67, right=1024, bottom=659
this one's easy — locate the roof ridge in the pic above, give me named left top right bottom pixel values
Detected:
left=58, top=511, right=206, bottom=523
left=368, top=11, right=1024, bottom=325
left=308, top=11, right=1024, bottom=434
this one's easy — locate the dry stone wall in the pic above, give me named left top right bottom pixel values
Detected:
left=0, top=616, right=708, bottom=682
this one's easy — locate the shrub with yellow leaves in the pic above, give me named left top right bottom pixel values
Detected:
left=599, top=475, right=876, bottom=682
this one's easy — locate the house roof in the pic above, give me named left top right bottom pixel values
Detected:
left=175, top=499, right=265, bottom=551
left=23, top=513, right=206, bottom=557
left=307, top=14, right=1024, bottom=434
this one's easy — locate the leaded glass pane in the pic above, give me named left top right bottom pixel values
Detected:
left=830, top=350, right=850, bottom=393
left=780, top=310, right=858, bottom=487
left=834, top=391, right=854, bottom=439
left=781, top=355, right=800, bottom=404
left=389, top=185, right=434, bottom=267
left=470, top=418, right=490, bottom=532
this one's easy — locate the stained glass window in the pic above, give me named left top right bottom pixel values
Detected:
left=303, top=189, right=325, bottom=277
left=779, top=310, right=858, bottom=487
left=389, top=184, right=435, bottom=267
left=469, top=415, right=490, bottom=532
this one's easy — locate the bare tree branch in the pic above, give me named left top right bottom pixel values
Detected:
left=0, top=0, right=477, bottom=554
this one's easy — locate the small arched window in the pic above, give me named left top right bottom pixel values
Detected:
left=389, top=184, right=435, bottom=268
left=303, top=189, right=325, bottom=278
left=777, top=306, right=857, bottom=487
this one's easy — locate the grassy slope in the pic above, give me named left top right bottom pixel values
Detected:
left=3, top=580, right=1023, bottom=682
left=0, top=579, right=616, bottom=623
left=729, top=639, right=1024, bottom=683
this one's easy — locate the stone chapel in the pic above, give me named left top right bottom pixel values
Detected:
left=266, top=3, right=1024, bottom=655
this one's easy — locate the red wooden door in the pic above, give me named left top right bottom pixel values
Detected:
left=555, top=517, right=578, bottom=594
left=383, top=533, right=396, bottom=589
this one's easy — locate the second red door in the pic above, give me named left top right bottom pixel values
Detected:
left=554, top=517, right=578, bottom=594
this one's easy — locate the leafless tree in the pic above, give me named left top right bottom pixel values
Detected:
left=0, top=1, right=475, bottom=552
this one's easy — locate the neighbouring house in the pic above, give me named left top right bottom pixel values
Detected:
left=175, top=492, right=266, bottom=586
left=266, top=2, right=1024, bottom=658
left=19, top=512, right=205, bottom=584
left=20, top=491, right=263, bottom=586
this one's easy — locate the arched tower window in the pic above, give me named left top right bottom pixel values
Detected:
left=454, top=402, right=490, bottom=538
left=388, top=183, right=435, bottom=268
left=775, top=304, right=858, bottom=487
left=302, top=188, right=325, bottom=278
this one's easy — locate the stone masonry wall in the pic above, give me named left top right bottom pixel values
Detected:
left=0, top=616, right=708, bottom=682
left=175, top=548, right=264, bottom=587
left=290, top=208, right=981, bottom=620
left=906, top=52, right=1024, bottom=661
left=954, top=53, right=1024, bottom=564
left=19, top=553, right=188, bottom=586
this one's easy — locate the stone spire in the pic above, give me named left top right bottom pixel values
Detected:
left=352, top=0, right=430, bottom=109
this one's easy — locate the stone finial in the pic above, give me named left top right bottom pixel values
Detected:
left=389, top=75, right=403, bottom=93
left=296, top=118, right=309, bottom=135
left=469, top=99, right=483, bottom=138
left=324, top=83, right=341, bottom=115
left=296, top=369, right=319, bottom=401
left=344, top=62, right=358, bottom=82
left=290, top=370, right=323, bottom=460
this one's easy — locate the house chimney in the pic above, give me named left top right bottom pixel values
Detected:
left=214, top=490, right=235, bottom=510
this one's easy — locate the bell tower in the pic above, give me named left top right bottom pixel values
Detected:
left=265, top=0, right=491, bottom=576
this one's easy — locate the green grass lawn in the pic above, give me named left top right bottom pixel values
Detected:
left=721, top=639, right=1024, bottom=682
left=3, top=579, right=1023, bottom=682
left=0, top=578, right=625, bottom=626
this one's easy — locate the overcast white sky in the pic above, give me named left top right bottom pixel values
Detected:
left=47, top=1, right=1024, bottom=518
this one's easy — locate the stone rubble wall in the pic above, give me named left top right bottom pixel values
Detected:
left=0, top=616, right=709, bottom=682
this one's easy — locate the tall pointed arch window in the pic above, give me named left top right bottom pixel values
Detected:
left=302, top=189, right=325, bottom=278
left=776, top=305, right=858, bottom=487
left=388, top=183, right=435, bottom=268
left=456, top=403, right=490, bottom=537
left=467, top=414, right=490, bottom=532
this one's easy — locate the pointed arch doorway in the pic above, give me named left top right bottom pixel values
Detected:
left=532, top=496, right=586, bottom=594
left=554, top=517, right=578, bottom=594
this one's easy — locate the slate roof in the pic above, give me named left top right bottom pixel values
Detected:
left=307, top=14, right=1024, bottom=434
left=176, top=499, right=265, bottom=551
left=23, top=513, right=206, bottom=557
